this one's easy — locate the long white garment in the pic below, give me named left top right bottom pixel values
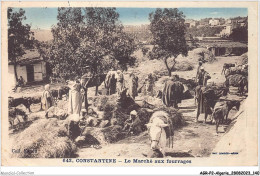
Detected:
left=68, top=83, right=82, bottom=115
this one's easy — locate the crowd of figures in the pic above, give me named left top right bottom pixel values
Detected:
left=194, top=60, right=247, bottom=133
left=8, top=58, right=248, bottom=157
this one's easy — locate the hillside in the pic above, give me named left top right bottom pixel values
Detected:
left=32, top=29, right=53, bottom=42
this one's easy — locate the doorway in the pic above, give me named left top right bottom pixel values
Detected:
left=26, top=65, right=34, bottom=82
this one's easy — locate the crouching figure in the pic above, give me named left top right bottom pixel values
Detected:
left=122, top=110, right=142, bottom=135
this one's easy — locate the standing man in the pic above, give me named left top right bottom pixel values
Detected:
left=104, top=70, right=117, bottom=95
left=80, top=66, right=93, bottom=113
left=145, top=73, right=156, bottom=96
left=128, top=72, right=138, bottom=99
left=116, top=70, right=125, bottom=94
left=197, top=67, right=211, bottom=86
left=196, top=61, right=203, bottom=82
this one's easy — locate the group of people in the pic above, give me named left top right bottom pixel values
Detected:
left=40, top=61, right=212, bottom=138
left=104, top=70, right=127, bottom=97
left=104, top=70, right=157, bottom=100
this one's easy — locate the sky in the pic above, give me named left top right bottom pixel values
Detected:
left=12, top=7, right=248, bottom=29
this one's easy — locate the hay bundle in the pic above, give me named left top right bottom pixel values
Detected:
left=226, top=74, right=247, bottom=87
left=161, top=77, right=197, bottom=91
left=56, top=100, right=68, bottom=112
left=179, top=78, right=197, bottom=90
left=137, top=108, right=153, bottom=130
left=111, top=106, right=129, bottom=126
left=12, top=119, right=77, bottom=158
left=225, top=67, right=247, bottom=77
left=91, top=95, right=117, bottom=111
left=82, top=125, right=124, bottom=145
left=153, top=70, right=168, bottom=78
left=46, top=106, right=68, bottom=120
left=154, top=106, right=185, bottom=129
left=175, top=61, right=194, bottom=71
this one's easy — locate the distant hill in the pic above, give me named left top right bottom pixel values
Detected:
left=32, top=29, right=53, bottom=42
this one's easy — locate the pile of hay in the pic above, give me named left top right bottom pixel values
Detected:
left=188, top=48, right=216, bottom=63
left=154, top=106, right=186, bottom=129
left=46, top=106, right=68, bottom=120
left=82, top=125, right=125, bottom=145
left=175, top=61, right=194, bottom=71
left=137, top=108, right=153, bottom=129
left=153, top=70, right=169, bottom=78
left=225, top=67, right=248, bottom=77
left=12, top=119, right=77, bottom=158
left=56, top=100, right=68, bottom=112
left=226, top=74, right=247, bottom=87
left=91, top=95, right=117, bottom=111
left=179, top=78, right=197, bottom=90
left=160, top=77, right=197, bottom=91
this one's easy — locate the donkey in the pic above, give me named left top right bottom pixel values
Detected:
left=146, top=111, right=173, bottom=157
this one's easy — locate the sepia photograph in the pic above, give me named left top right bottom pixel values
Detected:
left=1, top=1, right=258, bottom=170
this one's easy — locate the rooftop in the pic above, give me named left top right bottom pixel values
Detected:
left=199, top=41, right=248, bottom=48
left=9, top=49, right=44, bottom=65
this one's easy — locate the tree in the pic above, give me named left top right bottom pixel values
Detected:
left=229, top=26, right=248, bottom=42
left=50, top=7, right=136, bottom=80
left=8, top=8, right=34, bottom=82
left=149, top=8, right=188, bottom=76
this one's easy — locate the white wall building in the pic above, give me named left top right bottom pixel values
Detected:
left=8, top=49, right=47, bottom=90
left=209, top=19, right=220, bottom=26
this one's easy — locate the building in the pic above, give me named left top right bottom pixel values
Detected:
left=199, top=41, right=248, bottom=56
left=209, top=19, right=220, bottom=26
left=219, top=25, right=233, bottom=36
left=185, top=19, right=198, bottom=28
left=199, top=18, right=211, bottom=26
left=8, top=49, right=47, bottom=89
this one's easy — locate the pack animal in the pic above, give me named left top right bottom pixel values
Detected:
left=9, top=96, right=42, bottom=112
left=196, top=86, right=229, bottom=123
left=146, top=111, right=173, bottom=157
left=212, top=100, right=240, bottom=133
left=225, top=74, right=248, bottom=95
left=221, top=63, right=235, bottom=75
left=84, top=74, right=107, bottom=96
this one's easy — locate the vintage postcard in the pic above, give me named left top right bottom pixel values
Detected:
left=1, top=1, right=258, bottom=169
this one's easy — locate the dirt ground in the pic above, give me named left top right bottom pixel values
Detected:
left=9, top=55, right=246, bottom=158
left=77, top=56, right=244, bottom=158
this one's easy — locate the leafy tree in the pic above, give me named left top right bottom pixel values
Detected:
left=8, top=8, right=34, bottom=81
left=50, top=7, right=136, bottom=80
left=149, top=8, right=188, bottom=76
left=229, top=26, right=248, bottom=42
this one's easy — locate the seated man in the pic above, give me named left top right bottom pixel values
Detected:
left=19, top=76, right=25, bottom=86
left=122, top=110, right=142, bottom=135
